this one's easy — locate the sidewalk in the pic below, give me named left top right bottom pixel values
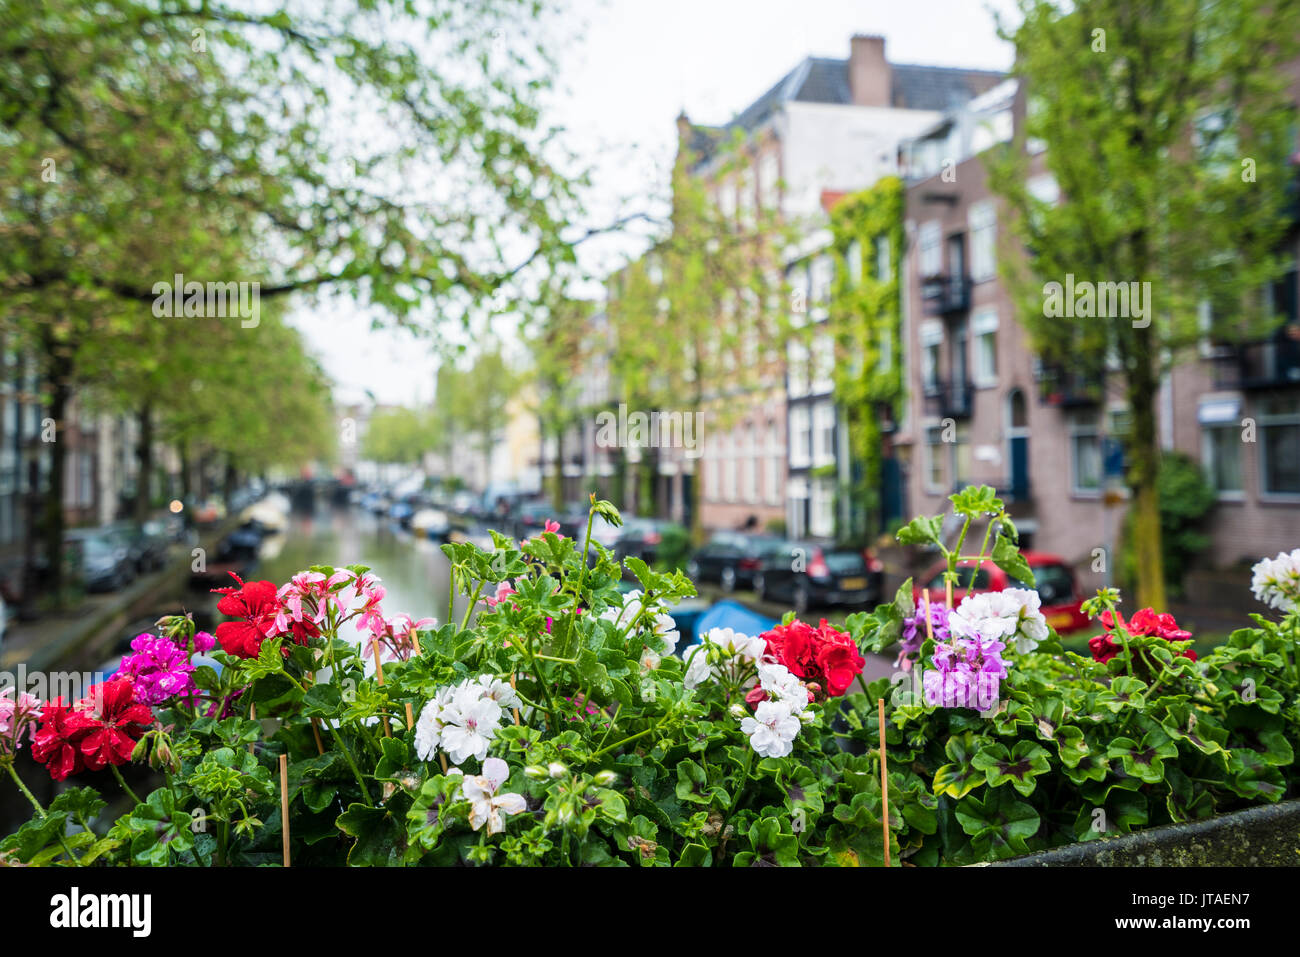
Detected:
left=0, top=522, right=236, bottom=677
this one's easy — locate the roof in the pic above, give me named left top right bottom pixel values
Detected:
left=683, top=55, right=1004, bottom=167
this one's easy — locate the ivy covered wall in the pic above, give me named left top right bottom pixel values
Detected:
left=827, top=175, right=905, bottom=544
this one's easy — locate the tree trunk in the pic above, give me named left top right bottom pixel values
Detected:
left=1126, top=345, right=1167, bottom=610
left=134, top=401, right=153, bottom=522
left=41, top=374, right=71, bottom=601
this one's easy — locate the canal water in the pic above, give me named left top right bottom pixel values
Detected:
left=257, top=506, right=459, bottom=625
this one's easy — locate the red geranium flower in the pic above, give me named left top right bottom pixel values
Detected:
left=30, top=679, right=153, bottom=781
left=75, top=679, right=154, bottom=772
left=1088, top=633, right=1121, bottom=664
left=758, top=618, right=864, bottom=699
left=31, top=699, right=87, bottom=781
left=212, top=573, right=284, bottom=659
left=1090, top=607, right=1196, bottom=663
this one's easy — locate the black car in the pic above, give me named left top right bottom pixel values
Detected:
left=111, top=520, right=171, bottom=573
left=686, top=532, right=781, bottom=592
left=754, top=541, right=883, bottom=614
left=65, top=528, right=137, bottom=592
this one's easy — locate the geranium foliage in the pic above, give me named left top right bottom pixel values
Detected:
left=1, top=489, right=1297, bottom=866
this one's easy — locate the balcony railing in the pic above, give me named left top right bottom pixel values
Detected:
left=1211, top=336, right=1300, bottom=390
left=1037, top=362, right=1104, bottom=407
left=920, top=274, right=971, bottom=315
left=923, top=379, right=974, bottom=419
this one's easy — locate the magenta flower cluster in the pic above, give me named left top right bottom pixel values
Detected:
left=117, top=631, right=211, bottom=707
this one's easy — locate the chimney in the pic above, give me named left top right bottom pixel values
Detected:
left=849, top=35, right=889, bottom=108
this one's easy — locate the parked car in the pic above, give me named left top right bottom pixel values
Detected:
left=110, top=520, right=170, bottom=574
left=911, top=551, right=1090, bottom=634
left=755, top=541, right=883, bottom=613
left=687, top=532, right=782, bottom=592
left=65, top=528, right=137, bottom=592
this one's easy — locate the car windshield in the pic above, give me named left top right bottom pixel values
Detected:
left=1010, top=564, right=1075, bottom=604
left=825, top=551, right=867, bottom=574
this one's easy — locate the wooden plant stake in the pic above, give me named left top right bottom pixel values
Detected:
left=279, top=753, right=291, bottom=867
left=370, top=637, right=392, bottom=738
left=879, top=695, right=890, bottom=868
left=922, top=588, right=935, bottom=642
left=404, top=702, right=415, bottom=731
left=510, top=672, right=521, bottom=726
left=248, top=702, right=257, bottom=755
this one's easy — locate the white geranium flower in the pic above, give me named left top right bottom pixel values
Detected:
left=704, top=627, right=765, bottom=661
left=682, top=645, right=715, bottom=689
left=640, top=648, right=662, bottom=672
left=440, top=695, right=504, bottom=765
left=1251, top=549, right=1300, bottom=612
left=475, top=675, right=522, bottom=711
left=949, top=587, right=1048, bottom=655
left=648, top=612, right=680, bottom=655
left=740, top=700, right=801, bottom=758
left=414, top=685, right=458, bottom=761
left=756, top=661, right=809, bottom=712
left=462, top=757, right=528, bottom=835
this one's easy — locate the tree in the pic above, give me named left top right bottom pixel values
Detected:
left=0, top=0, right=582, bottom=594
left=987, top=0, right=1300, bottom=608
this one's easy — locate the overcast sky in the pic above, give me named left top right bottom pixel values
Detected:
left=303, top=0, right=1018, bottom=407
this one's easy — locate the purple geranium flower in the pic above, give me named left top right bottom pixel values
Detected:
left=898, top=602, right=951, bottom=669
left=118, top=634, right=198, bottom=706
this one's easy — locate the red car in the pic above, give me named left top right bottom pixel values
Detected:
left=912, top=550, right=1090, bottom=634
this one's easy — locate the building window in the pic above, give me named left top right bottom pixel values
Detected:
left=972, top=308, right=999, bottom=387
left=920, top=321, right=943, bottom=393
left=876, top=235, right=891, bottom=282
left=924, top=426, right=945, bottom=493
left=1202, top=424, right=1243, bottom=495
left=1259, top=397, right=1300, bottom=496
left=788, top=262, right=810, bottom=328
left=968, top=201, right=996, bottom=283
left=787, top=339, right=810, bottom=399
left=765, top=420, right=782, bottom=505
left=919, top=221, right=942, bottom=277
left=723, top=431, right=738, bottom=503
left=810, top=477, right=835, bottom=538
left=810, top=254, right=833, bottom=320
left=789, top=406, right=811, bottom=469
left=846, top=240, right=862, bottom=287
left=810, top=328, right=835, bottom=394
left=1070, top=416, right=1102, bottom=494
left=812, top=401, right=835, bottom=467
left=743, top=424, right=758, bottom=503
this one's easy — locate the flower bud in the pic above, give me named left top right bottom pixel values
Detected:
left=548, top=761, right=567, bottom=779
left=798, top=710, right=816, bottom=725
left=524, top=765, right=548, bottom=780
left=729, top=703, right=747, bottom=719
left=593, top=770, right=618, bottom=786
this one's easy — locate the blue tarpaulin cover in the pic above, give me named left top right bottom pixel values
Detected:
left=681, top=600, right=778, bottom=648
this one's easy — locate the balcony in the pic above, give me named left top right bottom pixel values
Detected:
left=1037, top=362, right=1103, bottom=407
left=923, top=379, right=974, bottom=419
left=1211, top=336, right=1300, bottom=390
left=921, top=274, right=971, bottom=316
